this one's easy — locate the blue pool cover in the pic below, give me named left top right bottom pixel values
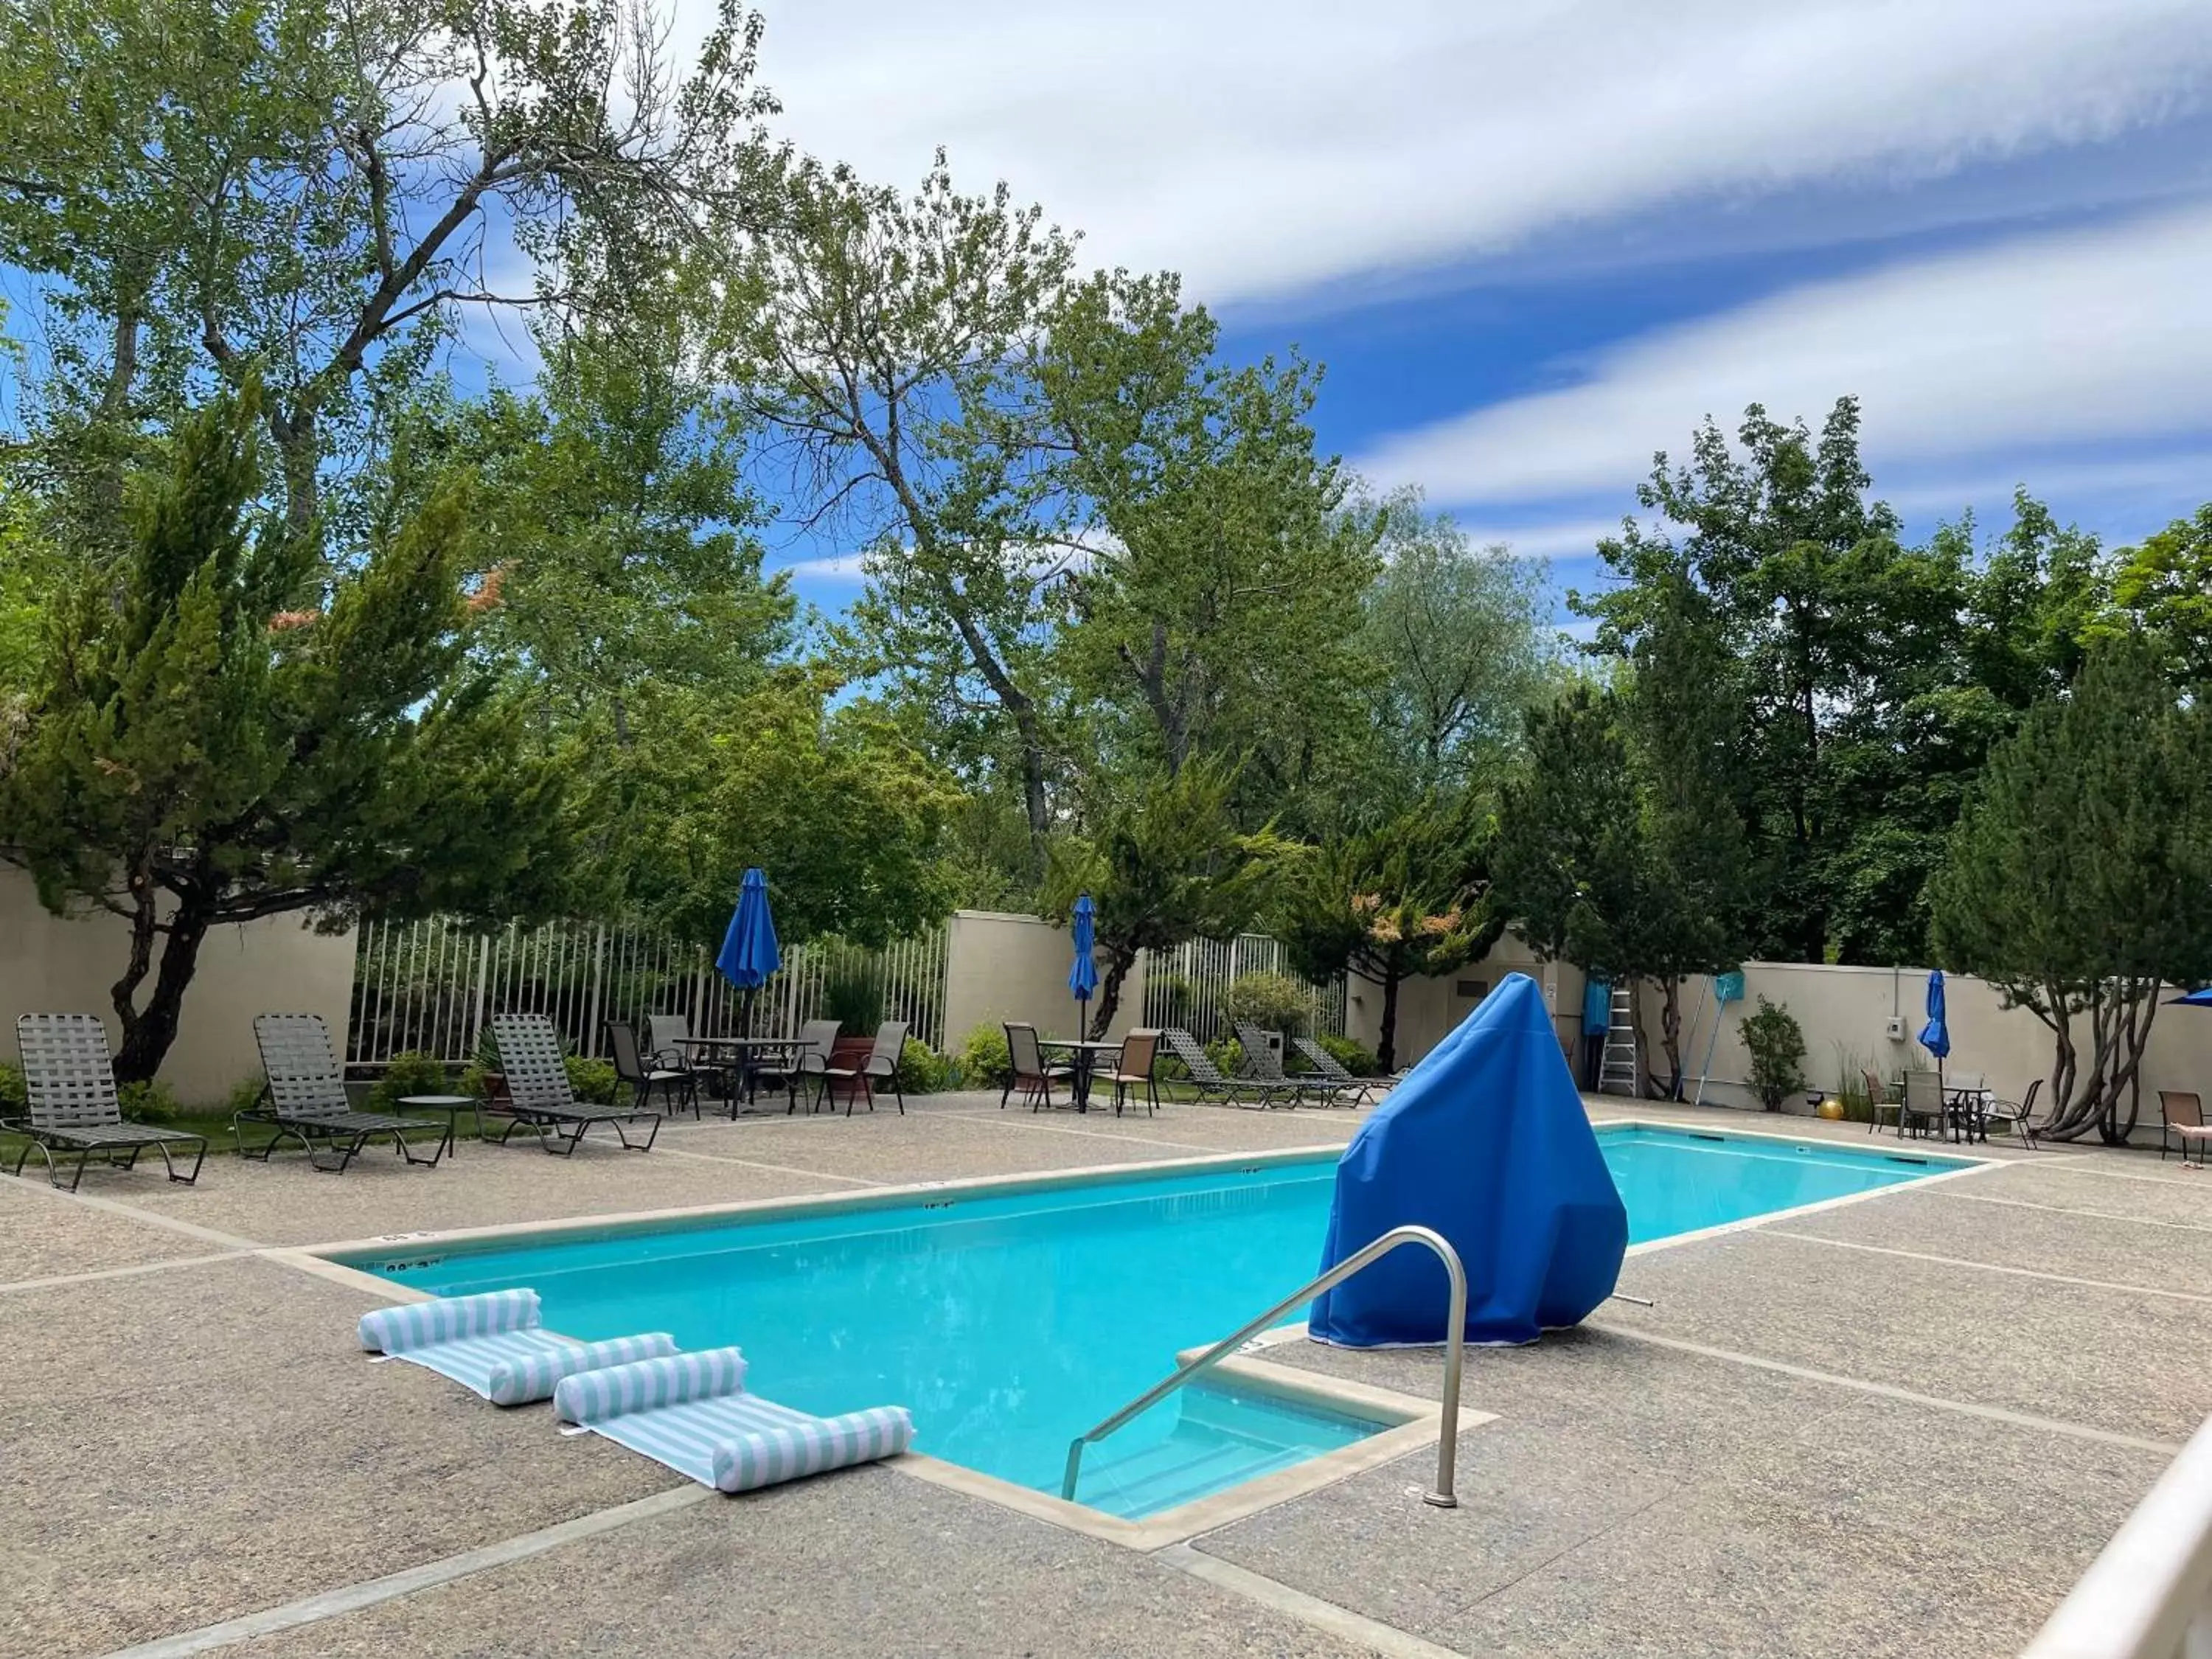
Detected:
left=1310, top=972, right=1628, bottom=1348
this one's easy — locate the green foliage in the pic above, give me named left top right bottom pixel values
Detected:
left=2107, top=504, right=2212, bottom=689
left=1930, top=636, right=2212, bottom=1142
left=893, top=1040, right=954, bottom=1095
left=1147, top=972, right=1196, bottom=1031
left=565, top=1056, right=619, bottom=1106
left=459, top=1062, right=498, bottom=1104
left=223, top=1074, right=268, bottom=1118
left=117, top=1078, right=184, bottom=1122
left=1225, top=972, right=1315, bottom=1037
left=1739, top=998, right=1808, bottom=1112
left=1313, top=1033, right=1380, bottom=1077
left=956, top=1023, right=1013, bottom=1091
left=1206, top=1037, right=1248, bottom=1078
left=0, top=1062, right=24, bottom=1116
left=819, top=962, right=885, bottom=1034
left=369, top=1052, right=450, bottom=1114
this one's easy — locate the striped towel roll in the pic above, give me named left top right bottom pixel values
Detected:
left=359, top=1289, right=540, bottom=1354
left=552, top=1347, right=748, bottom=1425
left=484, top=1333, right=679, bottom=1406
left=712, top=1405, right=914, bottom=1493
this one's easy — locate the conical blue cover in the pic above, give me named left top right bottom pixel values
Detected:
left=1309, top=973, right=1627, bottom=1348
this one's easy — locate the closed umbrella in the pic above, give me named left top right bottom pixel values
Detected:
left=717, top=868, right=781, bottom=1037
left=1919, top=969, right=1951, bottom=1135
left=1068, top=894, right=1099, bottom=1038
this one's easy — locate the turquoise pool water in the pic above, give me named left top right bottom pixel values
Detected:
left=355, top=1125, right=1958, bottom=1515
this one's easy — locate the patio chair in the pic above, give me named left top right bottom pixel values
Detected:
left=7, top=1013, right=208, bottom=1192
left=607, top=1021, right=698, bottom=1121
left=1101, top=1029, right=1161, bottom=1117
left=1860, top=1068, right=1905, bottom=1136
left=243, top=1012, right=452, bottom=1172
left=819, top=1020, right=909, bottom=1116
left=1980, top=1078, right=2041, bottom=1150
left=2160, top=1091, right=2211, bottom=1167
left=1293, top=1037, right=1379, bottom=1108
left=1899, top=1070, right=1951, bottom=1140
left=1160, top=1027, right=1295, bottom=1110
left=485, top=1015, right=660, bottom=1155
left=1235, top=1022, right=1342, bottom=1108
left=1002, top=1023, right=1073, bottom=1111
left=755, top=1019, right=839, bottom=1115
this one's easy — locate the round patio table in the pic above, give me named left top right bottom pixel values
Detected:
left=398, top=1094, right=478, bottom=1158
left=1039, top=1037, right=1123, bottom=1113
left=676, top=1036, right=813, bottom=1114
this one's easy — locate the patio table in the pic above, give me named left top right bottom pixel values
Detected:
left=675, top=1036, right=812, bottom=1115
left=1039, top=1038, right=1123, bottom=1113
left=398, top=1094, right=477, bottom=1158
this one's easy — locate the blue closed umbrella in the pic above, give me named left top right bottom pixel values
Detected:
left=1068, top=894, right=1099, bottom=1036
left=717, top=868, right=781, bottom=1034
left=1918, top=970, right=1950, bottom=1060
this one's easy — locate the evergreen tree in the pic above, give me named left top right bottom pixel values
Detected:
left=0, top=386, right=577, bottom=1082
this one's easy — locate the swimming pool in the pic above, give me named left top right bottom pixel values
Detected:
left=349, top=1124, right=1963, bottom=1516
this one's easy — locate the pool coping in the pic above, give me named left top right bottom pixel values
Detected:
left=287, top=1118, right=1994, bottom=1554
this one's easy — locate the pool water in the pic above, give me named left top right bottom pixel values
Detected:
left=355, top=1125, right=1956, bottom=1516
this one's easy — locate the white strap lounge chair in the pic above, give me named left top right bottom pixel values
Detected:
left=554, top=1349, right=914, bottom=1493
left=359, top=1289, right=677, bottom=1406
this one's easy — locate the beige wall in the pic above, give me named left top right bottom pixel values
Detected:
left=941, top=910, right=1150, bottom=1048
left=1, top=866, right=357, bottom=1104
left=1343, top=937, right=1586, bottom=1068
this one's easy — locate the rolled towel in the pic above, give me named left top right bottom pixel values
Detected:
left=553, top=1346, right=748, bottom=1425
left=484, top=1333, right=680, bottom=1406
left=360, top=1288, right=539, bottom=1354
left=712, top=1405, right=915, bottom=1494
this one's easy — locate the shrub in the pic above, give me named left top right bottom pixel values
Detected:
left=820, top=962, right=883, bottom=1034
left=566, top=1055, right=619, bottom=1105
left=369, top=1051, right=450, bottom=1113
left=0, top=1062, right=24, bottom=1116
left=894, top=1039, right=953, bottom=1095
left=1741, top=997, right=1808, bottom=1112
left=1205, top=1036, right=1248, bottom=1078
left=1225, top=971, right=1312, bottom=1037
left=118, top=1079, right=184, bottom=1121
left=223, top=1074, right=268, bottom=1116
left=956, top=1023, right=1012, bottom=1090
left=1314, top=1032, right=1380, bottom=1077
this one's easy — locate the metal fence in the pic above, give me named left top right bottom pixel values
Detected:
left=1141, top=933, right=1346, bottom=1043
left=347, top=917, right=949, bottom=1066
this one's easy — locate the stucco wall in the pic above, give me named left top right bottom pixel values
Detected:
left=1343, top=938, right=1585, bottom=1068
left=0, top=867, right=358, bottom=1103
left=941, top=910, right=1149, bottom=1049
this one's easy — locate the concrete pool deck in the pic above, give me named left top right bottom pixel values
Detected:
left=3, top=1091, right=2204, bottom=1658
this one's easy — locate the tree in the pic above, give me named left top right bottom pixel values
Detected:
left=0, top=0, right=776, bottom=534
left=707, top=156, right=1079, bottom=853
left=1929, top=636, right=2212, bottom=1143
left=1354, top=490, right=1552, bottom=811
left=1040, top=756, right=1281, bottom=1037
left=1274, top=799, right=1499, bottom=1071
left=0, top=383, right=577, bottom=1082
left=2107, top=504, right=2212, bottom=690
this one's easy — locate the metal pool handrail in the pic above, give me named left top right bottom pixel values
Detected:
left=1060, top=1223, right=1468, bottom=1507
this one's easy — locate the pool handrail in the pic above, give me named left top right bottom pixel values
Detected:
left=1060, top=1223, right=1467, bottom=1508
left=2021, top=1411, right=2212, bottom=1659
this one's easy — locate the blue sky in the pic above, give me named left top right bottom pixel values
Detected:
left=717, top=0, right=2212, bottom=630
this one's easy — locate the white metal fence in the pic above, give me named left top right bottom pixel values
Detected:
left=1141, top=933, right=1346, bottom=1043
left=347, top=917, right=949, bottom=1065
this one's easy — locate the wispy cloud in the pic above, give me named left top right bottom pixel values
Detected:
left=731, top=0, right=2212, bottom=302
left=1357, top=203, right=2212, bottom=508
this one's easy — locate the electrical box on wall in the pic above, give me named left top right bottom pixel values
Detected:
left=1885, top=1015, right=1906, bottom=1042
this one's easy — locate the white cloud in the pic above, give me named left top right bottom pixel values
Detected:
left=717, top=0, right=2212, bottom=302
left=1357, top=204, right=2212, bottom=507
left=772, top=552, right=870, bottom=583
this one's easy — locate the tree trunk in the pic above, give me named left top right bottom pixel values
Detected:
left=1377, top=967, right=1403, bottom=1072
left=1658, top=976, right=1685, bottom=1100
left=112, top=902, right=213, bottom=1086
left=1089, top=945, right=1138, bottom=1039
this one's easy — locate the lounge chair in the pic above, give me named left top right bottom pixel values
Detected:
left=485, top=1015, right=661, bottom=1155
left=243, top=1012, right=452, bottom=1172
left=2160, top=1091, right=2210, bottom=1168
left=608, top=1020, right=698, bottom=1121
left=7, top=1013, right=207, bottom=1192
left=359, top=1288, right=675, bottom=1404
left=1100, top=1029, right=1161, bottom=1117
left=554, top=1348, right=914, bottom=1494
left=754, top=1019, right=839, bottom=1115
left=1293, top=1036, right=1379, bottom=1107
left=1160, top=1027, right=1295, bottom=1110
left=1237, top=1021, right=1366, bottom=1107
left=819, top=1020, right=908, bottom=1116
left=1002, top=1023, right=1073, bottom=1110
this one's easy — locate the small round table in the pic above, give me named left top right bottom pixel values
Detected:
left=399, top=1095, right=478, bottom=1159
left=1039, top=1038, right=1124, bottom=1113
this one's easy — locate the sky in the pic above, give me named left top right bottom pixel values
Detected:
left=682, top=0, right=2212, bottom=628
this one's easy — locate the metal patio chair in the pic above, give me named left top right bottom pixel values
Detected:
left=2160, top=1091, right=2211, bottom=1167
left=485, top=1015, right=660, bottom=1155
left=1101, top=1029, right=1161, bottom=1117
left=7, top=1014, right=207, bottom=1192
left=819, top=1020, right=909, bottom=1116
left=607, top=1020, right=698, bottom=1121
left=243, top=1012, right=452, bottom=1172
left=1293, top=1035, right=1380, bottom=1108
left=1001, top=1023, right=1073, bottom=1111
left=755, top=1019, right=839, bottom=1114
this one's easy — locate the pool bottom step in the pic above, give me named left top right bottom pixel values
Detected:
left=1064, top=1382, right=1390, bottom=1520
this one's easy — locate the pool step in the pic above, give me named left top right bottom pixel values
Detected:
left=1069, top=1385, right=1380, bottom=1520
